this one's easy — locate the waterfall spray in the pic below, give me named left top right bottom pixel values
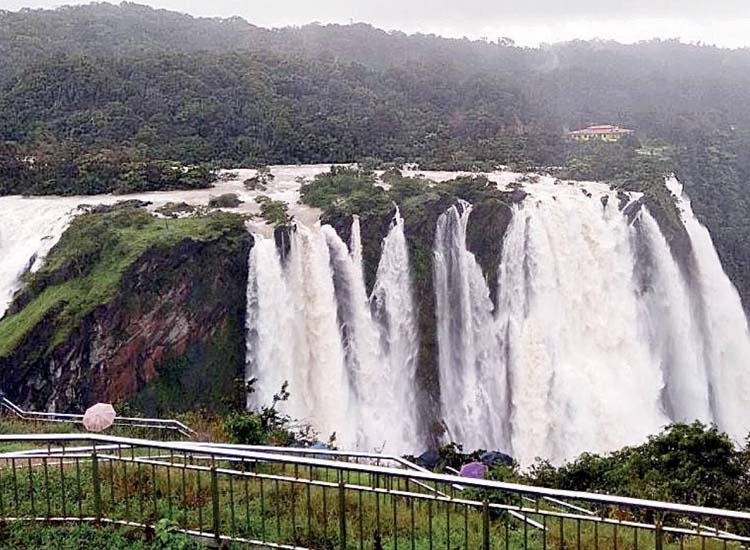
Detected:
left=434, top=200, right=509, bottom=451
left=247, top=211, right=422, bottom=452
left=666, top=177, right=750, bottom=441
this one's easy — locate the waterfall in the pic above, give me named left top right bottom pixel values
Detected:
left=430, top=185, right=676, bottom=465
left=368, top=208, right=422, bottom=450
left=432, top=179, right=750, bottom=465
left=0, top=199, right=77, bottom=318
left=246, top=209, right=421, bottom=452
left=498, top=190, right=669, bottom=465
left=245, top=176, right=750, bottom=462
left=667, top=178, right=750, bottom=442
left=323, top=224, right=388, bottom=448
left=632, top=209, right=711, bottom=423
left=434, top=201, right=509, bottom=451
left=350, top=215, right=363, bottom=270
left=3, top=168, right=748, bottom=464
left=246, top=228, right=353, bottom=444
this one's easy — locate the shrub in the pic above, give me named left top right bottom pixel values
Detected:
left=208, top=193, right=243, bottom=208
left=255, top=195, right=292, bottom=226
left=223, top=412, right=266, bottom=445
left=299, top=166, right=378, bottom=209
left=526, top=422, right=749, bottom=509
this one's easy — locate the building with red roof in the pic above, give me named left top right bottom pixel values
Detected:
left=568, top=125, right=634, bottom=143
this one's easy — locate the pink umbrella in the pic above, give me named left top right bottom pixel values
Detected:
left=82, top=403, right=116, bottom=432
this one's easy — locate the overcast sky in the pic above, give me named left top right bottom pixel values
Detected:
left=4, top=0, right=750, bottom=47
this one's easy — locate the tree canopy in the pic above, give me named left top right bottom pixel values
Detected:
left=2, top=3, right=750, bottom=306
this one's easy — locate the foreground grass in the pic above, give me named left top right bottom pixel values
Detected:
left=0, top=522, right=213, bottom=549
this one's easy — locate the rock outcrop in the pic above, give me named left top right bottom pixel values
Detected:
left=0, top=207, right=252, bottom=415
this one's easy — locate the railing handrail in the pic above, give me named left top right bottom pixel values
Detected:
left=0, top=397, right=196, bottom=438
left=200, top=442, right=430, bottom=471
left=2, top=432, right=749, bottom=522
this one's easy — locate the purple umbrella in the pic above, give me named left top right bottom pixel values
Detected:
left=459, top=462, right=488, bottom=479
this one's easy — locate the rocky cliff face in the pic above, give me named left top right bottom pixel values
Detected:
left=0, top=206, right=252, bottom=414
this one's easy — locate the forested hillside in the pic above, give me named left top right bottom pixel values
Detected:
left=2, top=2, right=750, bottom=307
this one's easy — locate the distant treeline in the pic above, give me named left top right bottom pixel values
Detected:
left=2, top=3, right=750, bottom=307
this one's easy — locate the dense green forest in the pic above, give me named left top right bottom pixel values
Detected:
left=2, top=2, right=750, bottom=306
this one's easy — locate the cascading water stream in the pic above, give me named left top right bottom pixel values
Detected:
left=666, top=177, right=750, bottom=441
left=0, top=199, right=77, bottom=318
left=246, top=227, right=353, bottom=443
left=369, top=207, right=422, bottom=450
left=246, top=209, right=421, bottom=452
left=632, top=209, right=712, bottom=423
left=434, top=200, right=509, bottom=451
left=323, top=224, right=390, bottom=448
left=497, top=190, right=669, bottom=465
left=432, top=179, right=750, bottom=465
left=431, top=185, right=677, bottom=465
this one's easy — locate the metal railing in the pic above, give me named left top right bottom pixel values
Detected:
left=1, top=397, right=196, bottom=438
left=1, top=433, right=749, bottom=549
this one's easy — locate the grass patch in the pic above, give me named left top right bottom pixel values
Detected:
left=0, top=522, right=208, bottom=549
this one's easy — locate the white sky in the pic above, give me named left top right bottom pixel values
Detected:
left=2, top=0, right=750, bottom=48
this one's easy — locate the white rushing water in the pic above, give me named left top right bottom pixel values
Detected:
left=246, top=226, right=353, bottom=442
left=0, top=198, right=78, bottom=317
left=369, top=208, right=422, bottom=449
left=666, top=177, right=750, bottom=442
left=435, top=177, right=750, bottom=465
left=0, top=165, right=332, bottom=318
left=246, top=208, right=422, bottom=452
left=497, top=185, right=668, bottom=465
left=434, top=200, right=509, bottom=450
left=634, top=209, right=712, bottom=423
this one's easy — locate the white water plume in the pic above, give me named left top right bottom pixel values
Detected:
left=369, top=207, right=421, bottom=450
left=499, top=189, right=669, bottom=465
left=432, top=184, right=675, bottom=465
left=434, top=200, right=509, bottom=451
left=246, top=209, right=421, bottom=452
left=246, top=227, right=353, bottom=443
left=666, top=177, right=750, bottom=442
left=633, top=209, right=711, bottom=423
left=0, top=199, right=78, bottom=318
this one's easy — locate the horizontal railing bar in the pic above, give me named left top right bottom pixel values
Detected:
left=509, top=511, right=546, bottom=530
left=544, top=496, right=596, bottom=515
left=2, top=433, right=750, bottom=522
left=687, top=521, right=743, bottom=538
left=204, top=442, right=430, bottom=471
left=7, top=440, right=424, bottom=473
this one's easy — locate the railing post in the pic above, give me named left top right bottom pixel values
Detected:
left=210, top=459, right=221, bottom=546
left=339, top=475, right=347, bottom=550
left=482, top=499, right=491, bottom=550
left=654, top=516, right=664, bottom=550
left=91, top=446, right=102, bottom=523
